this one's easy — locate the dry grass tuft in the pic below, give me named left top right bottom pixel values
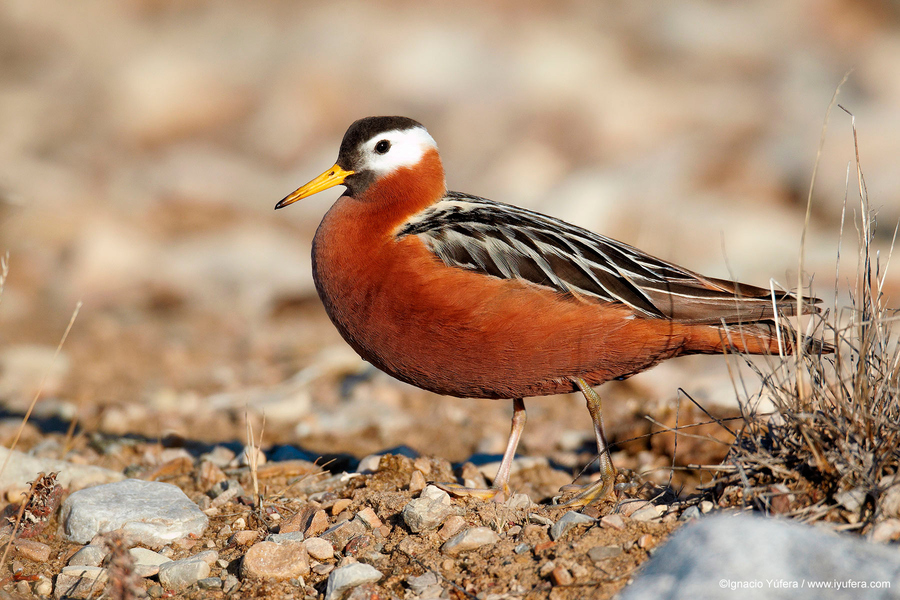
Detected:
left=717, top=110, right=900, bottom=534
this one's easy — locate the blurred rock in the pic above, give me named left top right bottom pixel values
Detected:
left=0, top=447, right=124, bottom=495
left=0, top=345, right=70, bottom=407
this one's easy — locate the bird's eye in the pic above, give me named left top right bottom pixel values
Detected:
left=374, top=140, right=391, bottom=154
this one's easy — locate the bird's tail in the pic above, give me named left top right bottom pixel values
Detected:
left=687, top=320, right=834, bottom=356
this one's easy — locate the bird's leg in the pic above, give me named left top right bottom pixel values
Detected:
left=436, top=398, right=526, bottom=502
left=557, top=378, right=617, bottom=507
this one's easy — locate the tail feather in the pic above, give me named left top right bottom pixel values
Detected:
left=687, top=321, right=834, bottom=356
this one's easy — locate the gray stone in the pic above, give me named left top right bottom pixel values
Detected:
left=158, top=557, right=210, bottom=590
left=549, top=511, right=595, bottom=540
left=54, top=566, right=107, bottom=599
left=619, top=515, right=900, bottom=600
left=60, top=479, right=208, bottom=548
left=420, top=485, right=451, bottom=504
left=631, top=504, right=664, bottom=522
left=266, top=531, right=305, bottom=543
left=401, top=497, right=464, bottom=533
left=67, top=545, right=108, bottom=567
left=441, top=527, right=500, bottom=556
left=587, top=545, right=623, bottom=563
left=129, top=547, right=172, bottom=567
left=514, top=543, right=531, bottom=554
left=679, top=506, right=701, bottom=521
left=198, top=577, right=222, bottom=590
left=325, top=563, right=383, bottom=600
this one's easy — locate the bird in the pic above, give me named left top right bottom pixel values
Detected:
left=276, top=116, right=830, bottom=506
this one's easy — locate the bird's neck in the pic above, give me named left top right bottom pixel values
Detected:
left=358, top=148, right=447, bottom=233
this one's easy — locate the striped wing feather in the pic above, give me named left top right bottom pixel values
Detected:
left=398, top=192, right=812, bottom=324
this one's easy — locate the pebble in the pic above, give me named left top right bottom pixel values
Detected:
left=200, top=445, right=236, bottom=467
left=241, top=540, right=310, bottom=580
left=35, top=577, right=53, bottom=597
left=223, top=574, right=241, bottom=594
left=266, top=531, right=305, bottom=544
left=60, top=479, right=208, bottom=548
left=325, top=563, right=383, bottom=600
left=420, top=484, right=452, bottom=504
left=67, top=545, right=107, bottom=567
left=129, top=547, right=172, bottom=577
left=332, top=499, right=352, bottom=515
left=54, top=566, right=108, bottom=599
left=198, top=577, right=222, bottom=590
left=550, top=565, right=573, bottom=586
left=408, top=470, right=427, bottom=492
left=631, top=504, right=665, bottom=522
left=322, top=519, right=367, bottom=550
left=407, top=571, right=441, bottom=597
left=699, top=500, right=714, bottom=513
left=158, top=557, right=210, bottom=590
left=441, top=527, right=500, bottom=556
left=307, top=509, right=329, bottom=536
left=588, top=545, right=623, bottom=563
left=638, top=534, right=657, bottom=549
left=549, top=511, right=595, bottom=540
left=13, top=539, right=51, bottom=562
left=514, top=543, right=531, bottom=554
left=228, top=530, right=259, bottom=546
left=208, top=479, right=245, bottom=507
left=600, top=513, right=626, bottom=530
left=506, top=493, right=534, bottom=510
left=356, top=453, right=384, bottom=473
left=355, top=507, right=382, bottom=529
left=304, top=537, right=335, bottom=561
left=528, top=514, right=554, bottom=526
left=402, top=497, right=465, bottom=533
left=679, top=506, right=701, bottom=521
left=438, top=515, right=467, bottom=540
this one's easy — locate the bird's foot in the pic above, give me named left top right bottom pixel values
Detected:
left=433, top=482, right=510, bottom=503
left=553, top=466, right=619, bottom=508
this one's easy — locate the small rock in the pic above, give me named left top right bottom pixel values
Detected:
left=147, top=584, right=164, bottom=597
left=241, top=541, right=310, bottom=580
left=402, top=497, right=464, bottom=533
left=332, top=499, right=352, bottom=516
left=355, top=507, right=382, bottom=529
left=129, top=547, right=172, bottom=576
left=549, top=511, right=595, bottom=540
left=307, top=509, right=329, bottom=536
left=67, top=545, right=108, bottom=567
left=158, top=557, right=210, bottom=590
left=506, top=493, right=534, bottom=510
left=538, top=561, right=556, bottom=577
left=322, top=519, right=367, bottom=550
left=35, top=577, right=53, bottom=597
left=356, top=454, right=383, bottom=474
left=699, top=500, right=714, bottom=513
left=638, top=534, right=657, bottom=549
left=195, top=550, right=218, bottom=566
left=528, top=514, right=554, bottom=526
left=438, top=515, right=467, bottom=541
left=200, top=445, right=236, bottom=468
left=408, top=470, right=427, bottom=492
left=420, top=485, right=452, bottom=504
left=0, top=447, right=124, bottom=498
left=325, top=563, right=383, bottom=600
left=198, top=577, right=222, bottom=590
left=600, top=513, right=626, bottom=530
left=587, top=545, right=623, bottom=563
left=208, top=479, right=245, bottom=507
left=514, top=543, right=531, bottom=554
left=228, top=530, right=259, bottom=546
left=54, top=566, right=107, bottom=599
left=836, top=488, right=867, bottom=512
left=679, top=506, right=701, bottom=521
left=304, top=537, right=334, bottom=561
left=550, top=565, right=573, bottom=586
left=232, top=444, right=266, bottom=468
left=223, top=574, right=241, bottom=593
left=631, top=504, right=664, bottom=522
left=441, top=527, right=500, bottom=556
left=407, top=571, right=441, bottom=596
left=266, top=531, right=305, bottom=544
left=13, top=539, right=51, bottom=562
left=61, top=479, right=208, bottom=548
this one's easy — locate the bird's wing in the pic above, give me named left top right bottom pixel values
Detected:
left=397, top=192, right=812, bottom=324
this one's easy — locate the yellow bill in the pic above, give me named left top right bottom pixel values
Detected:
left=275, top=164, right=354, bottom=209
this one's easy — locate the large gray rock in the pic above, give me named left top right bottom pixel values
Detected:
left=60, top=479, right=208, bottom=548
left=620, top=514, right=900, bottom=599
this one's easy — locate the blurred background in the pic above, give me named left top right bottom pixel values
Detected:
left=1, top=0, right=898, bottom=487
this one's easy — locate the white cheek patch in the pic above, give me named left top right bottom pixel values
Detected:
left=361, top=127, right=438, bottom=176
